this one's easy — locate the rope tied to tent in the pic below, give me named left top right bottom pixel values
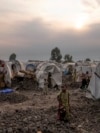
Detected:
left=94, top=72, right=100, bottom=79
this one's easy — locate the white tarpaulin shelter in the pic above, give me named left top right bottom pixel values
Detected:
left=63, top=63, right=75, bottom=68
left=36, top=62, right=62, bottom=88
left=10, top=60, right=25, bottom=78
left=76, top=65, right=92, bottom=75
left=63, top=63, right=75, bottom=71
left=6, top=61, right=13, bottom=79
left=75, top=65, right=92, bottom=82
left=87, top=63, right=100, bottom=99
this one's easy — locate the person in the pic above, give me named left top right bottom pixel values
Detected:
left=54, top=84, right=59, bottom=90
left=43, top=78, right=48, bottom=95
left=32, top=69, right=38, bottom=89
left=73, top=69, right=77, bottom=83
left=80, top=73, right=87, bottom=90
left=57, top=84, right=70, bottom=122
left=48, top=72, right=52, bottom=89
left=86, top=71, right=91, bottom=87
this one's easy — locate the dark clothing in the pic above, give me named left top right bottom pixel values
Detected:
left=80, top=78, right=87, bottom=89
left=48, top=72, right=52, bottom=89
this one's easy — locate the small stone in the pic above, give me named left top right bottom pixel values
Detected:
left=80, top=129, right=89, bottom=133
left=1, top=123, right=5, bottom=126
left=0, top=129, right=3, bottom=133
left=70, top=123, right=76, bottom=129
left=78, top=124, right=82, bottom=128
left=7, top=127, right=13, bottom=133
left=24, top=127, right=29, bottom=132
left=23, top=118, right=28, bottom=123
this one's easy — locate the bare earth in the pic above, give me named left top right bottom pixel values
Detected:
left=0, top=87, right=100, bottom=133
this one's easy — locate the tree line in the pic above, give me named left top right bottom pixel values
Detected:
left=50, top=47, right=73, bottom=63
left=9, top=47, right=91, bottom=63
left=50, top=47, right=91, bottom=63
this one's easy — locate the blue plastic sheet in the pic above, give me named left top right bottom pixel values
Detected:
left=0, top=88, right=14, bottom=94
left=64, top=70, right=68, bottom=75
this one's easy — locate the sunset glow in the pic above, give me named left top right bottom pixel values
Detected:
left=0, top=0, right=100, bottom=60
left=74, top=14, right=89, bottom=29
left=38, top=0, right=85, bottom=28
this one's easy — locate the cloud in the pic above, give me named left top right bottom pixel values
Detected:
left=82, top=0, right=100, bottom=14
left=82, top=0, right=97, bottom=9
left=0, top=0, right=41, bottom=23
left=0, top=0, right=100, bottom=61
left=95, top=0, right=100, bottom=5
left=0, top=18, right=100, bottom=60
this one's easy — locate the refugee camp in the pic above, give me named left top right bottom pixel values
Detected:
left=0, top=0, right=100, bottom=133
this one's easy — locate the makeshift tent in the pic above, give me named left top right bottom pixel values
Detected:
left=62, top=63, right=75, bottom=75
left=63, top=63, right=75, bottom=71
left=75, top=65, right=93, bottom=83
left=6, top=61, right=14, bottom=79
left=76, top=65, right=92, bottom=75
left=25, top=63, right=36, bottom=72
left=87, top=63, right=100, bottom=99
left=36, top=62, right=62, bottom=88
left=11, top=60, right=25, bottom=77
left=13, top=60, right=25, bottom=71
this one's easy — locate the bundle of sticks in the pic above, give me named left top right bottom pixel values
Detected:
left=19, top=70, right=36, bottom=79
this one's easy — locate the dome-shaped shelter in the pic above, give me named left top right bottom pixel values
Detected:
left=36, top=62, right=62, bottom=89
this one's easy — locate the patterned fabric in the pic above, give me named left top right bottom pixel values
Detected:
left=57, top=91, right=70, bottom=121
left=0, top=73, right=5, bottom=89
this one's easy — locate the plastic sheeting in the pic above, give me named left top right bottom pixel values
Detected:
left=0, top=88, right=14, bottom=94
left=12, top=60, right=25, bottom=77
left=75, top=65, right=93, bottom=83
left=36, top=62, right=62, bottom=88
left=26, top=64, right=36, bottom=72
left=76, top=66, right=92, bottom=75
left=5, top=63, right=12, bottom=86
left=88, top=63, right=100, bottom=99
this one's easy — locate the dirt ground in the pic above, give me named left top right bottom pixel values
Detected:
left=0, top=80, right=100, bottom=133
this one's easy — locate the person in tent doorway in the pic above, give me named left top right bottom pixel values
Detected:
left=80, top=73, right=87, bottom=90
left=48, top=72, right=52, bottom=89
left=57, top=84, right=70, bottom=122
left=86, top=71, right=91, bottom=88
left=43, top=78, right=48, bottom=95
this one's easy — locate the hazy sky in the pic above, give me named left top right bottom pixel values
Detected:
left=0, top=0, right=100, bottom=61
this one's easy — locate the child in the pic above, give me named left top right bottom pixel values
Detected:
left=57, top=84, right=70, bottom=122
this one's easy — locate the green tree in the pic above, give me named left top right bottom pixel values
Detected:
left=50, top=47, right=62, bottom=62
left=9, top=53, right=16, bottom=61
left=85, top=58, right=91, bottom=62
left=64, top=54, right=73, bottom=63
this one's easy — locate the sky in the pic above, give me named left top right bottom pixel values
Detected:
left=0, top=0, right=100, bottom=61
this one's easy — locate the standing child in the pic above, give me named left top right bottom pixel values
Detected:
left=57, top=84, right=70, bottom=122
